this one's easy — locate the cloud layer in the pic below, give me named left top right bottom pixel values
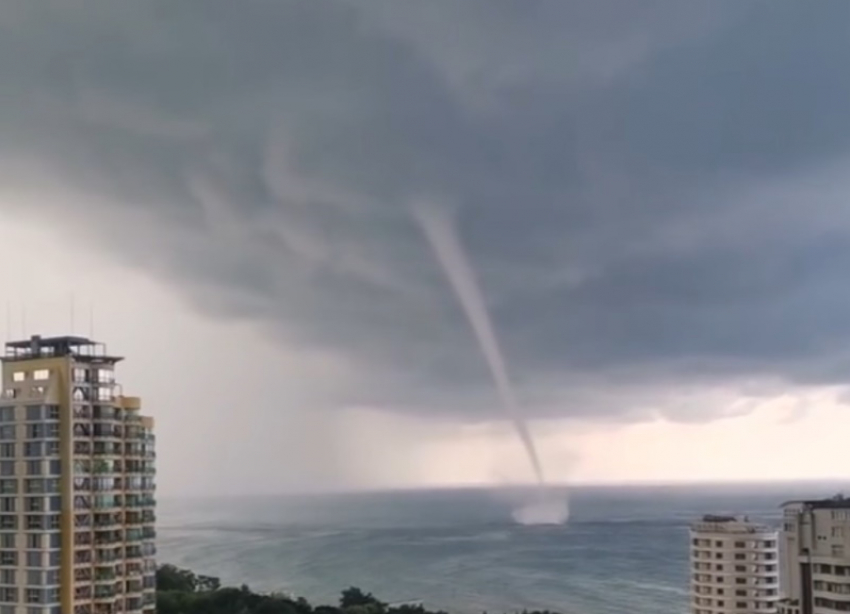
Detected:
left=3, top=1, right=850, bottom=421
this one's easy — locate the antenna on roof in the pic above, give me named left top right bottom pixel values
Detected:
left=70, top=292, right=76, bottom=335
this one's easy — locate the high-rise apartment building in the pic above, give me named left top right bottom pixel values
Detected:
left=0, top=336, right=155, bottom=614
left=779, top=496, right=850, bottom=614
left=691, top=514, right=780, bottom=614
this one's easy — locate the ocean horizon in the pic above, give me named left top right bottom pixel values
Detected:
left=156, top=481, right=850, bottom=614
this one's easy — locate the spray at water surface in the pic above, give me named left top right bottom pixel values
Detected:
left=412, top=203, right=568, bottom=525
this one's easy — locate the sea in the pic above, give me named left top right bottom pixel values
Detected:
left=156, top=482, right=850, bottom=614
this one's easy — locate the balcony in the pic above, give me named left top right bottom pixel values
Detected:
left=94, top=514, right=121, bottom=529
left=125, top=548, right=143, bottom=560
left=75, top=552, right=93, bottom=565
left=93, top=586, right=116, bottom=601
left=125, top=563, right=143, bottom=577
left=125, top=530, right=143, bottom=543
left=95, top=550, right=120, bottom=564
left=94, top=569, right=117, bottom=583
left=94, top=534, right=122, bottom=547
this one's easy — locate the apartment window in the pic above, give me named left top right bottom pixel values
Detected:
left=0, top=587, right=17, bottom=603
left=25, top=516, right=43, bottom=531
left=25, top=425, right=45, bottom=439
left=0, top=410, right=12, bottom=424
left=0, top=536, right=14, bottom=549
left=0, top=518, right=15, bottom=531
left=44, top=424, right=58, bottom=439
left=0, top=500, right=13, bottom=514
left=45, top=442, right=58, bottom=457
left=12, top=373, right=25, bottom=383
left=96, top=387, right=113, bottom=402
left=1, top=391, right=17, bottom=401
left=48, top=461, right=60, bottom=476
left=0, top=552, right=17, bottom=566
left=32, top=371, right=49, bottom=382
left=0, top=481, right=15, bottom=495
left=72, top=368, right=86, bottom=383
left=47, top=552, right=59, bottom=567
left=0, top=570, right=14, bottom=585
left=735, top=566, right=746, bottom=572
left=0, top=463, right=13, bottom=479
left=25, top=588, right=42, bottom=603
left=25, top=406, right=40, bottom=421
left=48, top=534, right=59, bottom=549
left=26, top=571, right=42, bottom=586
left=25, top=498, right=44, bottom=513
left=735, top=553, right=746, bottom=560
left=0, top=606, right=11, bottom=614
left=45, top=570, right=58, bottom=585
left=26, top=461, right=42, bottom=476
left=24, top=443, right=42, bottom=458
left=0, top=427, right=15, bottom=441
left=48, top=497, right=60, bottom=512
left=44, top=480, right=58, bottom=494
left=736, top=603, right=746, bottom=609
left=25, top=552, right=41, bottom=568
left=47, top=516, right=59, bottom=531
left=736, top=578, right=746, bottom=584
left=736, top=590, right=746, bottom=596
left=734, top=541, right=746, bottom=548
left=24, top=479, right=43, bottom=494
left=0, top=446, right=13, bottom=460
left=72, top=388, right=87, bottom=402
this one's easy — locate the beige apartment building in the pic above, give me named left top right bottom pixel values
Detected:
left=779, top=496, right=850, bottom=614
left=691, top=514, right=780, bottom=614
left=0, top=336, right=155, bottom=614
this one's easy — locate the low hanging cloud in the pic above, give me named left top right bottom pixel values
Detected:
left=3, top=0, right=850, bottom=422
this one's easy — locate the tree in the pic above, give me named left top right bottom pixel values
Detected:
left=340, top=588, right=383, bottom=610
left=198, top=574, right=222, bottom=592
left=156, top=564, right=198, bottom=592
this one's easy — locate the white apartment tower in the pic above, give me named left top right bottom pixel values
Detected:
left=779, top=496, right=850, bottom=614
left=691, top=515, right=780, bottom=614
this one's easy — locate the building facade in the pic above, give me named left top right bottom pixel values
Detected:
left=691, top=514, right=780, bottom=614
left=0, top=336, right=155, bottom=614
left=779, top=496, right=850, bottom=614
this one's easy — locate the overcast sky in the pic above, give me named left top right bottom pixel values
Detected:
left=2, top=1, right=850, bottom=495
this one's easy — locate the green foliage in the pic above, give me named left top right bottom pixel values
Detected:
left=155, top=564, right=559, bottom=614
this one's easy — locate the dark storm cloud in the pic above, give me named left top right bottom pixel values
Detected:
left=2, top=0, right=850, bottom=419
